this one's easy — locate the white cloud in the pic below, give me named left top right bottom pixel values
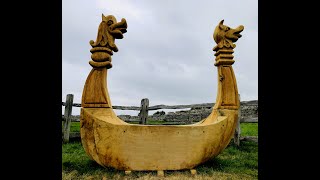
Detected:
left=95, top=0, right=153, bottom=24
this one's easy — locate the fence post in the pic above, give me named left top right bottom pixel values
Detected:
left=63, top=94, right=74, bottom=143
left=234, top=94, right=241, bottom=147
left=139, top=98, right=149, bottom=125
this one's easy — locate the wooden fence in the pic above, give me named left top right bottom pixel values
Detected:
left=62, top=94, right=258, bottom=145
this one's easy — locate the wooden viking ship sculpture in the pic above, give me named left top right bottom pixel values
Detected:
left=80, top=14, right=244, bottom=173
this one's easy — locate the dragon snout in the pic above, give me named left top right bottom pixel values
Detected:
left=235, top=25, right=244, bottom=32
left=234, top=25, right=244, bottom=38
left=226, top=25, right=244, bottom=42
left=116, top=18, right=128, bottom=33
left=109, top=18, right=128, bottom=39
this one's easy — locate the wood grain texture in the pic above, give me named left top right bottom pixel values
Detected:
left=81, top=68, right=110, bottom=107
left=81, top=108, right=236, bottom=170
left=234, top=94, right=241, bottom=146
left=81, top=14, right=127, bottom=108
left=80, top=18, right=244, bottom=170
left=139, top=98, right=149, bottom=125
left=63, top=94, right=73, bottom=143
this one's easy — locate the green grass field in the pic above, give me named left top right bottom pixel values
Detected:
left=62, top=121, right=258, bottom=179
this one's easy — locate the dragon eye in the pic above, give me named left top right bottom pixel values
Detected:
left=226, top=27, right=230, bottom=31
left=107, top=20, right=113, bottom=25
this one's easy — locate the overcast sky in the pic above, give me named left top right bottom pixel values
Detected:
left=62, top=0, right=258, bottom=115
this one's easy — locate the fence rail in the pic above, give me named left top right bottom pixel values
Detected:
left=62, top=116, right=258, bottom=123
left=61, top=102, right=257, bottom=110
left=62, top=94, right=258, bottom=146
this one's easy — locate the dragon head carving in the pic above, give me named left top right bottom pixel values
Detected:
left=90, top=14, right=127, bottom=52
left=213, top=20, right=244, bottom=51
left=88, top=14, right=128, bottom=69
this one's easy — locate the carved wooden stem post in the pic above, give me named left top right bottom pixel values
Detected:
left=211, top=20, right=244, bottom=149
left=212, top=20, right=244, bottom=111
left=81, top=14, right=127, bottom=108
left=213, top=46, right=239, bottom=110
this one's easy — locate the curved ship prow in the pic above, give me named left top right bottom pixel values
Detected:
left=80, top=15, right=244, bottom=171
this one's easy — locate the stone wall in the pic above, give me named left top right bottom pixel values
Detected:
left=117, top=100, right=258, bottom=123
left=65, top=100, right=258, bottom=124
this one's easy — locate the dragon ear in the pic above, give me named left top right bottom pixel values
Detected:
left=219, top=19, right=224, bottom=29
left=102, top=13, right=107, bottom=21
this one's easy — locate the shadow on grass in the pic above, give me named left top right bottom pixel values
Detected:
left=63, top=157, right=124, bottom=179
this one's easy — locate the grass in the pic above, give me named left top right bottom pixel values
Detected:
left=146, top=119, right=167, bottom=125
left=241, top=123, right=258, bottom=136
left=62, top=122, right=80, bottom=132
left=70, top=122, right=80, bottom=132
left=62, top=120, right=258, bottom=179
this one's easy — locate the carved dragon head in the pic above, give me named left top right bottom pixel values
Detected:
left=90, top=14, right=127, bottom=52
left=213, top=20, right=244, bottom=51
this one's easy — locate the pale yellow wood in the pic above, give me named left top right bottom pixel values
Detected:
left=80, top=17, right=244, bottom=171
left=81, top=69, right=110, bottom=108
left=190, top=169, right=197, bottom=175
left=81, top=14, right=127, bottom=108
left=157, top=170, right=164, bottom=177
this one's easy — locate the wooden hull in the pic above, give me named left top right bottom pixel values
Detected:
left=80, top=107, right=238, bottom=170
left=79, top=18, right=243, bottom=171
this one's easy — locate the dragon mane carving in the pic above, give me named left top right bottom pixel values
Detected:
left=89, top=14, right=127, bottom=69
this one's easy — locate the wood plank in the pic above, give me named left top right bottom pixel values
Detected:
left=62, top=94, right=73, bottom=143
left=190, top=169, right=197, bottom=176
left=157, top=170, right=164, bottom=177
left=233, top=94, right=241, bottom=146
left=139, top=98, right=149, bottom=124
